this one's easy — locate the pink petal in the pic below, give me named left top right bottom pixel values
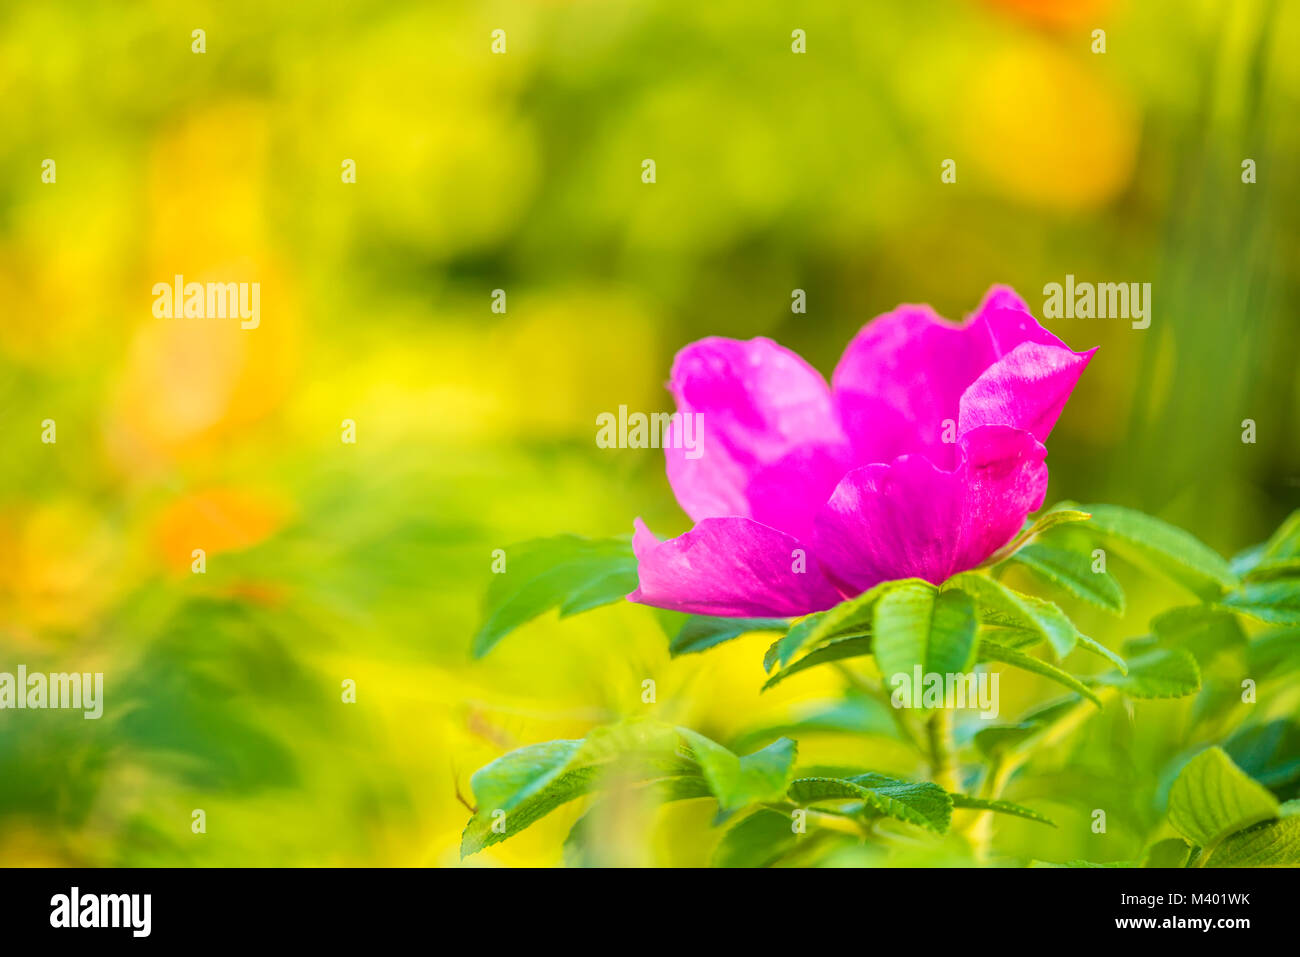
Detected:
left=973, top=284, right=1032, bottom=317
left=628, top=517, right=844, bottom=617
left=831, top=286, right=1088, bottom=466
left=811, top=427, right=1048, bottom=596
left=832, top=304, right=985, bottom=467
left=631, top=517, right=662, bottom=561
left=743, top=442, right=853, bottom=544
left=665, top=336, right=845, bottom=525
left=958, top=342, right=1096, bottom=442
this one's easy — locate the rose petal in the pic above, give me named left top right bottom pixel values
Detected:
left=628, top=517, right=844, bottom=617
left=973, top=283, right=1032, bottom=317
left=743, top=442, right=853, bottom=544
left=812, top=426, right=1048, bottom=595
left=958, top=341, right=1095, bottom=442
left=631, top=516, right=661, bottom=561
left=832, top=287, right=1087, bottom=466
left=832, top=304, right=985, bottom=467
left=665, top=336, right=845, bottom=524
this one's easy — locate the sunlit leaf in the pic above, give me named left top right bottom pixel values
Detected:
left=1077, top=504, right=1237, bottom=599
left=472, top=535, right=638, bottom=657
left=1007, top=542, right=1125, bottom=613
left=872, top=582, right=977, bottom=683
left=1168, top=746, right=1279, bottom=849
left=670, top=615, right=788, bottom=657
left=1218, top=580, right=1300, bottom=626
left=1093, top=648, right=1201, bottom=699
left=978, top=641, right=1100, bottom=705
left=951, top=572, right=1076, bottom=658
left=949, top=794, right=1057, bottom=827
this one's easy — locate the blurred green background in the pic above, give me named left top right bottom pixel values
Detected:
left=1, top=0, right=1297, bottom=866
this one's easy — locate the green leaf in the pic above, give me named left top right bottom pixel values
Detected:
left=787, top=775, right=952, bottom=833
left=669, top=615, right=788, bottom=657
left=1142, top=837, right=1192, bottom=868
left=949, top=794, right=1057, bottom=827
left=570, top=720, right=687, bottom=767
left=1074, top=633, right=1128, bottom=674
left=461, top=740, right=593, bottom=856
left=950, top=572, right=1076, bottom=658
left=468, top=739, right=585, bottom=815
left=1093, top=648, right=1201, bottom=699
left=564, top=776, right=713, bottom=866
left=1246, top=559, right=1300, bottom=581
left=462, top=721, right=801, bottom=855
left=1205, top=815, right=1300, bottom=867
left=1218, top=580, right=1300, bottom=626
left=1167, top=746, right=1280, bottom=850
left=1246, top=627, right=1300, bottom=680
left=1234, top=513, right=1300, bottom=581
left=712, top=809, right=800, bottom=868
left=761, top=635, right=874, bottom=691
left=978, top=641, right=1101, bottom=706
left=1229, top=543, right=1265, bottom=578
left=1058, top=859, right=1137, bottom=868
left=678, top=731, right=798, bottom=812
left=872, top=582, right=977, bottom=684
left=1007, top=543, right=1125, bottom=614
left=460, top=721, right=692, bottom=856
left=1254, top=509, right=1300, bottom=563
left=1224, top=723, right=1300, bottom=790
left=973, top=699, right=1081, bottom=759
left=1077, top=504, right=1237, bottom=599
left=983, top=507, right=1093, bottom=565
left=1149, top=605, right=1246, bottom=663
left=472, top=535, right=638, bottom=657
left=764, top=579, right=910, bottom=670
left=731, top=692, right=898, bottom=752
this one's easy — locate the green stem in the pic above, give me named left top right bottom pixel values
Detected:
left=926, top=710, right=960, bottom=793
left=960, top=690, right=1117, bottom=861
left=833, top=663, right=925, bottom=754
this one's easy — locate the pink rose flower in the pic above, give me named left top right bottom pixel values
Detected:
left=628, top=286, right=1095, bottom=618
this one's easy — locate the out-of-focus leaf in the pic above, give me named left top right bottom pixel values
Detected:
left=1093, top=648, right=1201, bottom=699
left=669, top=615, right=788, bottom=657
left=949, top=794, right=1057, bottom=827
left=563, top=776, right=714, bottom=867
left=1142, top=837, right=1191, bottom=868
left=1246, top=627, right=1300, bottom=679
left=712, top=809, right=799, bottom=868
left=731, top=693, right=898, bottom=752
left=761, top=635, right=873, bottom=691
left=1218, top=580, right=1300, bottom=626
left=973, top=698, right=1081, bottom=760
left=462, top=743, right=599, bottom=857
left=461, top=721, right=691, bottom=856
left=115, top=599, right=314, bottom=794
left=472, top=535, right=638, bottom=657
left=1078, top=504, right=1238, bottom=599
left=1234, top=510, right=1300, bottom=582
left=1149, top=605, right=1247, bottom=664
left=679, top=731, right=798, bottom=812
left=1225, top=721, right=1300, bottom=793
